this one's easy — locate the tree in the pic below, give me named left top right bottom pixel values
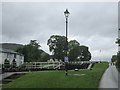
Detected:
left=47, top=35, right=92, bottom=61
left=116, top=35, right=120, bottom=69
left=4, top=59, right=10, bottom=68
left=12, top=59, right=17, bottom=68
left=47, top=35, right=66, bottom=61
left=68, top=40, right=80, bottom=61
left=40, top=50, right=50, bottom=62
left=68, top=45, right=81, bottom=61
left=78, top=46, right=91, bottom=61
left=16, top=40, right=49, bottom=62
left=117, top=52, right=120, bottom=69
left=17, top=40, right=40, bottom=62
left=29, top=40, right=41, bottom=49
left=116, top=44, right=120, bottom=69
left=68, top=40, right=91, bottom=61
left=68, top=40, right=80, bottom=52
left=116, top=28, right=120, bottom=46
left=116, top=38, right=120, bottom=46
left=111, top=55, right=117, bottom=63
left=115, top=28, right=120, bottom=70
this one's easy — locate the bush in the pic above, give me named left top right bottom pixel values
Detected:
left=117, top=51, right=120, bottom=71
left=12, top=59, right=17, bottom=68
left=4, top=59, right=10, bottom=68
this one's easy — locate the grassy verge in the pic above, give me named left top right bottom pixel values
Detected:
left=3, top=62, right=108, bottom=88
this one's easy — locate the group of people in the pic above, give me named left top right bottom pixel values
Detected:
left=110, top=62, right=116, bottom=66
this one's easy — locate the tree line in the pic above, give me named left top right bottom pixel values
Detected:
left=16, top=40, right=50, bottom=62
left=115, top=29, right=120, bottom=70
left=16, top=35, right=91, bottom=62
left=111, top=28, right=120, bottom=71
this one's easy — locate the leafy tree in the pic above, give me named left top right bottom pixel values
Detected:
left=78, top=46, right=91, bottom=61
left=116, top=38, right=120, bottom=69
left=116, top=29, right=120, bottom=46
left=68, top=40, right=91, bottom=61
left=47, top=35, right=67, bottom=61
left=29, top=40, right=41, bottom=48
left=47, top=35, right=92, bottom=61
left=4, top=59, right=10, bottom=68
left=40, top=50, right=50, bottom=62
left=117, top=52, right=120, bottom=69
left=111, top=55, right=117, bottom=63
left=116, top=38, right=120, bottom=46
left=16, top=41, right=40, bottom=62
left=68, top=40, right=80, bottom=52
left=12, top=59, right=17, bottom=68
left=16, top=40, right=49, bottom=62
left=115, top=28, right=120, bottom=70
left=68, top=45, right=81, bottom=61
left=68, top=40, right=80, bottom=61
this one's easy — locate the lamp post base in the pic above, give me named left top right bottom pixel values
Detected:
left=65, top=69, right=68, bottom=76
left=65, top=62, right=68, bottom=76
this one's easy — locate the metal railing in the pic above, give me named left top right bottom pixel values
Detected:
left=24, top=62, right=63, bottom=69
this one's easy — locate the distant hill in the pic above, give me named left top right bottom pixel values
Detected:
left=0, top=43, right=23, bottom=51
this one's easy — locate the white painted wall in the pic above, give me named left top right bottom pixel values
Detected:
left=0, top=52, right=24, bottom=67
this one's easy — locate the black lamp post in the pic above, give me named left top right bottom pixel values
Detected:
left=64, top=9, right=70, bottom=75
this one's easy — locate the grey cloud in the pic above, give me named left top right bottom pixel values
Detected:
left=2, top=2, right=118, bottom=61
left=69, top=3, right=117, bottom=38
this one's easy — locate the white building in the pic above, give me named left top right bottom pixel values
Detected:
left=0, top=48, right=24, bottom=67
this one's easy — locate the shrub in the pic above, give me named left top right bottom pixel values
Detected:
left=117, top=51, right=120, bottom=71
left=12, top=59, right=17, bottom=68
left=4, top=59, right=10, bottom=68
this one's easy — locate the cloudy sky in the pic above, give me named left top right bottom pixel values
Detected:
left=1, top=2, right=118, bottom=61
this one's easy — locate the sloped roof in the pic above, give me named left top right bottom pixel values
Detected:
left=0, top=48, right=17, bottom=54
left=0, top=48, right=23, bottom=56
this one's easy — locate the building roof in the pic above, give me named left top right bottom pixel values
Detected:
left=0, top=48, right=23, bottom=56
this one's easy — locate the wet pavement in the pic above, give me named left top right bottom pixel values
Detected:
left=118, top=72, right=120, bottom=90
left=99, top=65, right=118, bottom=89
left=0, top=72, right=15, bottom=86
left=0, top=72, right=26, bottom=86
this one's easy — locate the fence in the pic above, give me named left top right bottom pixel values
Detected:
left=2, top=61, right=99, bottom=72
left=24, top=62, right=63, bottom=69
left=24, top=61, right=99, bottom=70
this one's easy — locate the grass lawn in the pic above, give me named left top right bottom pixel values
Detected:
left=3, top=62, right=108, bottom=88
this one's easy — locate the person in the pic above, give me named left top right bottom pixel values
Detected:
left=65, top=69, right=68, bottom=75
left=111, top=62, right=112, bottom=65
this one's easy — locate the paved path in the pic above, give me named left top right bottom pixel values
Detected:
left=0, top=72, right=26, bottom=86
left=99, top=65, right=118, bottom=89
left=118, top=71, right=120, bottom=90
left=0, top=73, right=16, bottom=81
left=0, top=72, right=15, bottom=86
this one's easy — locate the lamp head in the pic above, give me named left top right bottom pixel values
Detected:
left=64, top=9, right=70, bottom=18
